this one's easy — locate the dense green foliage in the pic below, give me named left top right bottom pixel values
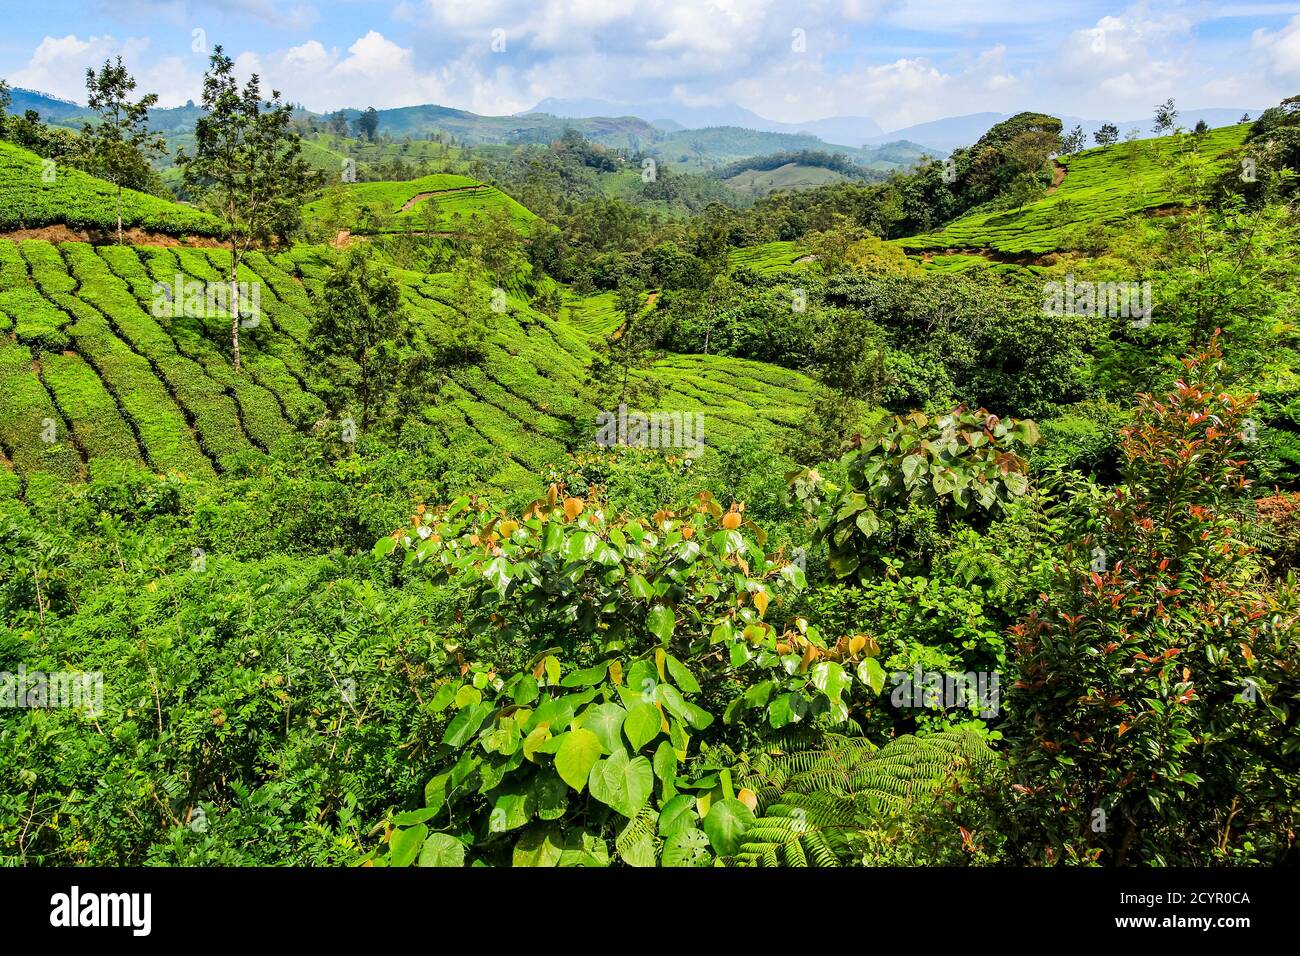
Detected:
left=3, top=84, right=1299, bottom=870
left=0, top=140, right=223, bottom=235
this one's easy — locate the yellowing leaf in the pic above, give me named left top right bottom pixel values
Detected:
left=522, top=724, right=552, bottom=762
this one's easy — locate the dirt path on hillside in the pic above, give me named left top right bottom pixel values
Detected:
left=609, top=291, right=660, bottom=342
left=918, top=247, right=1060, bottom=267
left=0, top=224, right=226, bottom=247
left=1045, top=161, right=1067, bottom=195
left=399, top=184, right=491, bottom=213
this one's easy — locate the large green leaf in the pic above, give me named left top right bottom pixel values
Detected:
left=389, top=823, right=428, bottom=867
left=623, top=702, right=662, bottom=752
left=588, top=748, right=654, bottom=818
left=560, top=662, right=609, bottom=687
left=858, top=656, right=886, bottom=694
left=532, top=770, right=569, bottom=820
left=647, top=604, right=676, bottom=642
left=662, top=828, right=712, bottom=867
left=811, top=660, right=849, bottom=703
left=554, top=729, right=602, bottom=792
left=579, top=702, right=627, bottom=754
left=488, top=787, right=535, bottom=833
left=767, top=692, right=805, bottom=729
left=558, top=829, right=610, bottom=867
left=418, top=832, right=465, bottom=867
left=701, top=798, right=755, bottom=857
left=616, top=814, right=658, bottom=867
left=664, top=655, right=701, bottom=694
left=657, top=793, right=697, bottom=836
left=442, top=701, right=494, bottom=747
left=513, top=825, right=564, bottom=867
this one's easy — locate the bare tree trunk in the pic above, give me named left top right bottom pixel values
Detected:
left=229, top=243, right=241, bottom=371
left=116, top=184, right=123, bottom=246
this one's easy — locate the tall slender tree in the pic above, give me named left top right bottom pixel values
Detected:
left=176, top=46, right=321, bottom=371
left=590, top=282, right=662, bottom=410
left=81, top=58, right=164, bottom=245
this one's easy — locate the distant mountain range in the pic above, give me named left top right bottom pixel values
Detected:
left=532, top=99, right=1260, bottom=154
left=7, top=85, right=1259, bottom=172
left=530, top=97, right=884, bottom=148
left=867, top=108, right=1259, bottom=153
left=4, top=87, right=922, bottom=175
left=7, top=86, right=84, bottom=122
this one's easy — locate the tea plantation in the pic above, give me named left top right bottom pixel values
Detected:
left=0, top=225, right=816, bottom=501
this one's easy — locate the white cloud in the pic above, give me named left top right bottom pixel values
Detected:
left=4, top=3, right=1291, bottom=126
left=8, top=34, right=163, bottom=103
left=729, top=43, right=1022, bottom=129
left=1252, top=14, right=1300, bottom=84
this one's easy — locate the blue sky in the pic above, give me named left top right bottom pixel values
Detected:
left=1, top=1, right=1297, bottom=131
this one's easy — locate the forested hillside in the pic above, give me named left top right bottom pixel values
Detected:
left=2, top=56, right=1299, bottom=874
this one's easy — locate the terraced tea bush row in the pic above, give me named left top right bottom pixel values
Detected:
left=727, top=240, right=811, bottom=274
left=50, top=291, right=213, bottom=476
left=0, top=235, right=817, bottom=491
left=65, top=244, right=248, bottom=469
left=39, top=351, right=143, bottom=465
left=302, top=172, right=537, bottom=236
left=134, top=246, right=320, bottom=424
left=0, top=286, right=70, bottom=350
left=100, top=246, right=293, bottom=453
left=562, top=290, right=624, bottom=337
left=0, top=343, right=81, bottom=482
left=0, top=240, right=26, bottom=288
left=0, top=141, right=224, bottom=236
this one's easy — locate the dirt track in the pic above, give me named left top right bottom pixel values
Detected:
left=0, top=224, right=225, bottom=247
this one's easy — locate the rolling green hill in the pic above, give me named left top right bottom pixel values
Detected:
left=301, top=173, right=538, bottom=236
left=0, top=141, right=224, bottom=237
left=653, top=127, right=927, bottom=174
left=899, top=124, right=1250, bottom=256
left=722, top=162, right=847, bottom=196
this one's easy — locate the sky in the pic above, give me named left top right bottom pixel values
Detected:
left=0, top=1, right=1297, bottom=131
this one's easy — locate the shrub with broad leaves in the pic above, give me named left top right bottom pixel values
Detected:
left=364, top=488, right=888, bottom=866
left=793, top=406, right=1039, bottom=581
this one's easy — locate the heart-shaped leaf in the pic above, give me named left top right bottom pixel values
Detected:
left=554, top=728, right=602, bottom=792
left=588, top=748, right=654, bottom=818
